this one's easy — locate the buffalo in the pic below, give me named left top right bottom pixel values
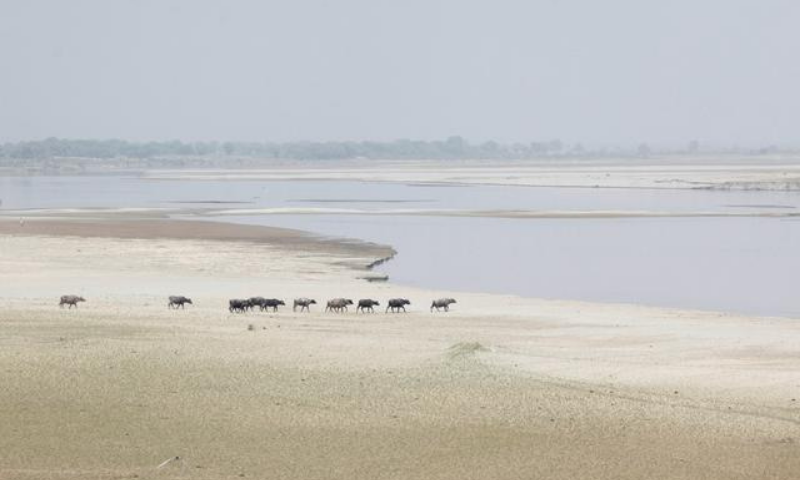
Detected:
left=293, top=298, right=317, bottom=312
left=430, top=298, right=457, bottom=312
left=326, top=298, right=354, bottom=313
left=262, top=298, right=286, bottom=312
left=168, top=296, right=193, bottom=309
left=357, top=299, right=380, bottom=313
left=248, top=297, right=267, bottom=311
left=386, top=298, right=411, bottom=313
left=229, top=299, right=251, bottom=313
left=59, top=295, right=86, bottom=309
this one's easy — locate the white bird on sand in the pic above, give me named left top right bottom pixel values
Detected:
left=19, top=217, right=24, bottom=227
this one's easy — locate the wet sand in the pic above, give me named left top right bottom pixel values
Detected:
left=0, top=218, right=799, bottom=479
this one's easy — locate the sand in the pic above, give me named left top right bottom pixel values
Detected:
left=0, top=218, right=394, bottom=266
left=1, top=218, right=799, bottom=479
left=143, top=157, right=800, bottom=191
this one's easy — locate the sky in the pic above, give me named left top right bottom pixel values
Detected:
left=1, top=0, right=799, bottom=148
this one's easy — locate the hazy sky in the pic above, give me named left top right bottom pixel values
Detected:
left=1, top=0, right=799, bottom=147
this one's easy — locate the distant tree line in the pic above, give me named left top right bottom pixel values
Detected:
left=0, top=137, right=602, bottom=161
left=0, top=137, right=789, bottom=164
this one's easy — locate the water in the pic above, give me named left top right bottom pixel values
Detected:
left=235, top=214, right=800, bottom=318
left=2, top=175, right=799, bottom=213
left=2, top=175, right=799, bottom=317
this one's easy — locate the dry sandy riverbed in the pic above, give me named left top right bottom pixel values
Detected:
left=0, top=218, right=799, bottom=479
left=143, top=156, right=800, bottom=190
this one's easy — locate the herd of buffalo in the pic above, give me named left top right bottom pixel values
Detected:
left=59, top=294, right=458, bottom=313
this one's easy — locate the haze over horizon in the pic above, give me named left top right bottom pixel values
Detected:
left=1, top=1, right=799, bottom=148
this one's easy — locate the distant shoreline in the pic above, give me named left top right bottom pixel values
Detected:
left=2, top=206, right=797, bottom=220
left=138, top=160, right=800, bottom=192
left=3, top=155, right=800, bottom=190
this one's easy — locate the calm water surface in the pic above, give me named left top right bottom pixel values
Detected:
left=2, top=175, right=799, bottom=212
left=238, top=214, right=800, bottom=318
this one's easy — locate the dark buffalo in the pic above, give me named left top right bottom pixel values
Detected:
left=262, top=298, right=286, bottom=312
left=357, top=299, right=380, bottom=313
left=168, top=296, right=193, bottom=309
left=229, top=299, right=251, bottom=313
left=59, top=295, right=86, bottom=309
left=386, top=298, right=411, bottom=313
left=430, top=298, right=457, bottom=312
left=293, top=298, right=316, bottom=312
left=248, top=297, right=267, bottom=311
left=326, top=298, right=354, bottom=313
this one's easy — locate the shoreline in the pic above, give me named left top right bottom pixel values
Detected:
left=0, top=215, right=797, bottom=350
left=0, top=217, right=395, bottom=270
left=1, top=215, right=795, bottom=318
